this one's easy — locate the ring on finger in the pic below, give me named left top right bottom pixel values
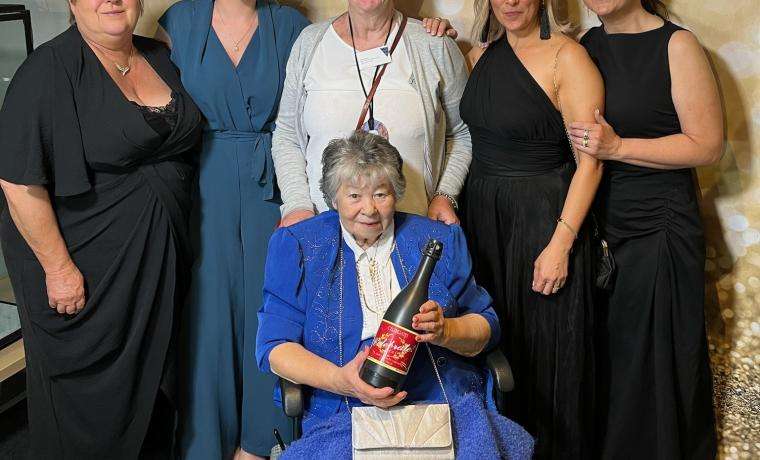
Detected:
left=583, top=129, right=589, bottom=141
left=582, top=137, right=589, bottom=148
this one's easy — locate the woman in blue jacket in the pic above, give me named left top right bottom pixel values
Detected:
left=257, top=132, right=533, bottom=458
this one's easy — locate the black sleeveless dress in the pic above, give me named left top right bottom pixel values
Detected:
left=582, top=22, right=716, bottom=459
left=460, top=37, right=595, bottom=459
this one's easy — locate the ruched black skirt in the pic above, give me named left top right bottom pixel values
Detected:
left=594, top=164, right=716, bottom=459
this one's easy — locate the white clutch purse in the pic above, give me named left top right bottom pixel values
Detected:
left=351, top=403, right=454, bottom=459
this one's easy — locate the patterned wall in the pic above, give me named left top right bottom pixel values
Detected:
left=137, top=0, right=759, bottom=457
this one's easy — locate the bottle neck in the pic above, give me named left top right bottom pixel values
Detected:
left=406, top=254, right=436, bottom=292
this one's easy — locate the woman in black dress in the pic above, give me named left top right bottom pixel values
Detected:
left=0, top=0, right=202, bottom=457
left=573, top=1, right=722, bottom=458
left=460, top=1, right=604, bottom=458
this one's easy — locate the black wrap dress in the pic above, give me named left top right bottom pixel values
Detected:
left=0, top=25, right=202, bottom=459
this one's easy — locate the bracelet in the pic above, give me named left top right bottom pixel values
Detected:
left=432, top=191, right=458, bottom=211
left=556, top=218, right=578, bottom=239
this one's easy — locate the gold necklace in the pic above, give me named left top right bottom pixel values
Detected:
left=216, top=6, right=257, bottom=52
left=88, top=39, right=134, bottom=76
left=112, top=46, right=134, bottom=76
left=355, top=243, right=395, bottom=317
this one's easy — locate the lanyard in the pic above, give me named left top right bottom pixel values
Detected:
left=348, top=14, right=392, bottom=131
left=347, top=13, right=409, bottom=131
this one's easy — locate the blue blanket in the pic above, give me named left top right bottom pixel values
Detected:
left=281, top=392, right=534, bottom=459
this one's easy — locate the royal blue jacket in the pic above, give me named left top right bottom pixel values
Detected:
left=256, top=211, right=500, bottom=426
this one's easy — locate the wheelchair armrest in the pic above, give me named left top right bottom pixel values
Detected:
left=279, top=378, right=305, bottom=418
left=486, top=349, right=514, bottom=393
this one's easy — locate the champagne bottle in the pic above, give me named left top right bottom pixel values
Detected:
left=359, top=238, right=443, bottom=391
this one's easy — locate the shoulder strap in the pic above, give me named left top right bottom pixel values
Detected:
left=552, top=41, right=578, bottom=164
left=355, top=15, right=409, bottom=130
left=552, top=42, right=569, bottom=117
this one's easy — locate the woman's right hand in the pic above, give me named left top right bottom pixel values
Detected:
left=45, top=260, right=86, bottom=315
left=334, top=347, right=407, bottom=409
left=279, top=209, right=315, bottom=228
left=421, top=17, right=458, bottom=39
left=569, top=109, right=623, bottom=161
left=532, top=238, right=571, bottom=296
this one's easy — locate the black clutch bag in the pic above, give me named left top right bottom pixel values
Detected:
left=591, top=215, right=615, bottom=290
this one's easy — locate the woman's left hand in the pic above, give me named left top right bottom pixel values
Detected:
left=413, top=300, right=448, bottom=345
left=568, top=109, right=623, bottom=160
left=428, top=196, right=459, bottom=225
left=422, top=17, right=458, bottom=38
left=532, top=242, right=570, bottom=296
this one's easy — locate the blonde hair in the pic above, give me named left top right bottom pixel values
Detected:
left=473, top=0, right=575, bottom=44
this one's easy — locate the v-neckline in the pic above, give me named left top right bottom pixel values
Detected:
left=77, top=29, right=184, bottom=150
left=80, top=32, right=176, bottom=109
left=210, top=9, right=260, bottom=70
left=502, top=38, right=561, bottom=114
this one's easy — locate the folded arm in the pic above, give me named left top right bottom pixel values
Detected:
left=570, top=31, right=723, bottom=169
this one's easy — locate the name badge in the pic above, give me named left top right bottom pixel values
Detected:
left=356, top=46, right=392, bottom=69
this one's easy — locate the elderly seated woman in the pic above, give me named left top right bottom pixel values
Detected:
left=256, top=131, right=533, bottom=458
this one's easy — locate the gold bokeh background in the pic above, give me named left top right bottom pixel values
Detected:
left=136, top=1, right=759, bottom=457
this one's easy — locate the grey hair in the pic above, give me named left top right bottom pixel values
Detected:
left=320, top=131, right=406, bottom=210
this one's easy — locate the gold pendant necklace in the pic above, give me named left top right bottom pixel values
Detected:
left=356, top=243, right=395, bottom=318
left=87, top=38, right=134, bottom=76
left=216, top=6, right=257, bottom=53
left=114, top=46, right=134, bottom=76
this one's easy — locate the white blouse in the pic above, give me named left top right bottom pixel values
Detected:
left=341, top=221, right=402, bottom=340
left=303, top=13, right=428, bottom=215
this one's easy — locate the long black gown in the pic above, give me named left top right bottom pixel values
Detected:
left=0, top=26, right=202, bottom=459
left=460, top=37, right=595, bottom=459
left=581, top=22, right=716, bottom=459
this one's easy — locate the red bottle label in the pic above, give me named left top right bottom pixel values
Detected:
left=367, top=320, right=419, bottom=375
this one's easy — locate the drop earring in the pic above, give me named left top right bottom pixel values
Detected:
left=540, top=1, right=551, bottom=40
left=480, top=12, right=491, bottom=44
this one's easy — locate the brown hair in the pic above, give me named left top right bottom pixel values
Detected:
left=472, top=0, right=574, bottom=44
left=642, top=1, right=669, bottom=18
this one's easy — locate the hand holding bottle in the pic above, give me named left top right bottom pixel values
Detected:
left=412, top=300, right=447, bottom=345
left=360, top=239, right=443, bottom=390
left=335, top=347, right=408, bottom=408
